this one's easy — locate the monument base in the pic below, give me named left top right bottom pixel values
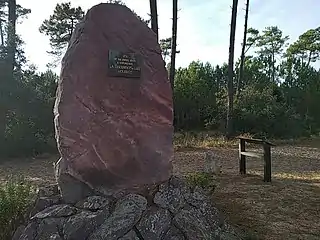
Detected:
left=12, top=176, right=244, bottom=240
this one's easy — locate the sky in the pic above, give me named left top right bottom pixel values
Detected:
left=16, top=0, right=320, bottom=73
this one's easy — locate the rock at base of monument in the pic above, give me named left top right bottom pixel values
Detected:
left=12, top=176, right=244, bottom=240
left=55, top=158, right=94, bottom=204
left=29, top=195, right=62, bottom=217
left=57, top=172, right=94, bottom=204
left=56, top=157, right=165, bottom=204
left=38, top=184, right=60, bottom=197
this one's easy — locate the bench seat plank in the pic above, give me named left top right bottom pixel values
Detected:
left=240, top=151, right=263, bottom=158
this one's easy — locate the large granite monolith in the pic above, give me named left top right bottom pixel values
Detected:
left=54, top=3, right=173, bottom=203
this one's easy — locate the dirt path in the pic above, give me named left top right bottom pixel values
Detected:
left=1, top=143, right=319, bottom=239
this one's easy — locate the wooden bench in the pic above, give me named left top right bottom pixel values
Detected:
left=238, top=137, right=275, bottom=182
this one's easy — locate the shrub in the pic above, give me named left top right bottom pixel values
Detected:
left=0, top=177, right=35, bottom=240
left=234, top=86, right=305, bottom=138
left=186, top=172, right=216, bottom=193
left=0, top=69, right=58, bottom=158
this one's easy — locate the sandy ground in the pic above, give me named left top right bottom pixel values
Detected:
left=1, top=142, right=320, bottom=240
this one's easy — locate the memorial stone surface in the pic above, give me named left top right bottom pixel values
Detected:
left=12, top=3, right=244, bottom=240
left=53, top=3, right=173, bottom=201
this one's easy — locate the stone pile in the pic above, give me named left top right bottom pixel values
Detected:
left=13, top=177, right=243, bottom=240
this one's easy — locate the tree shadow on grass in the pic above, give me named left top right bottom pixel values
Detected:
left=212, top=172, right=320, bottom=240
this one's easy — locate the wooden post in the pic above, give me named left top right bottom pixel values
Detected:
left=239, top=138, right=246, bottom=174
left=263, top=144, right=271, bottom=182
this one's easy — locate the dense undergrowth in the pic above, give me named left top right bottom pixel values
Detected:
left=0, top=177, right=36, bottom=240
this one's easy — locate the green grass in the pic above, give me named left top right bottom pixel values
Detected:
left=185, top=172, right=216, bottom=193
left=0, top=176, right=36, bottom=240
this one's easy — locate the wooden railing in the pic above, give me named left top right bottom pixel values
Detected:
left=239, top=137, right=275, bottom=182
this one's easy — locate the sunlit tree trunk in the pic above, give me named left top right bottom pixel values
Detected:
left=0, top=20, right=4, bottom=46
left=271, top=50, right=275, bottom=82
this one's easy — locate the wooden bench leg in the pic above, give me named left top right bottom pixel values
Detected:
left=263, top=144, right=271, bottom=182
left=239, top=139, right=246, bottom=174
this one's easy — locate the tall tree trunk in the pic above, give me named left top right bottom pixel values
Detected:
left=226, top=0, right=238, bottom=139
left=1, top=0, right=16, bottom=145
left=169, top=0, right=178, bottom=91
left=163, top=48, right=168, bottom=63
left=271, top=51, right=275, bottom=82
left=0, top=19, right=4, bottom=46
left=237, top=0, right=250, bottom=96
left=149, top=0, right=159, bottom=41
left=306, top=50, right=312, bottom=68
left=7, top=0, right=16, bottom=75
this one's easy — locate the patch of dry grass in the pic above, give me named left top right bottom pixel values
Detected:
left=174, top=131, right=320, bottom=151
left=174, top=131, right=240, bottom=150
left=212, top=173, right=320, bottom=240
left=0, top=154, right=57, bottom=186
left=174, top=141, right=320, bottom=240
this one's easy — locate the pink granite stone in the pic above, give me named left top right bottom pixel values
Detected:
left=54, top=3, right=173, bottom=197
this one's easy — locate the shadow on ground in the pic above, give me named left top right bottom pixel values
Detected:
left=174, top=142, right=320, bottom=240
left=212, top=173, right=320, bottom=240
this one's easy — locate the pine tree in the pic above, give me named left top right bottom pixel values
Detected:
left=39, top=2, right=84, bottom=65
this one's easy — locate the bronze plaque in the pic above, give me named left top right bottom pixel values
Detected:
left=108, top=50, right=141, bottom=78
